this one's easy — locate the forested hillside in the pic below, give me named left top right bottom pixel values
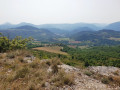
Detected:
left=105, top=21, right=120, bottom=31
left=70, top=29, right=120, bottom=46
left=0, top=25, right=59, bottom=41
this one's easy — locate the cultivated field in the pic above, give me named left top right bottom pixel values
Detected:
left=33, top=46, right=68, bottom=55
left=108, top=37, right=120, bottom=41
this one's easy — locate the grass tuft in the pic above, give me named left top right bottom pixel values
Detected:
left=7, top=53, right=15, bottom=59
left=51, top=69, right=74, bottom=86
left=14, top=67, right=29, bottom=79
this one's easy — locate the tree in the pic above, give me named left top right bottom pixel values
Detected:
left=0, top=33, right=33, bottom=52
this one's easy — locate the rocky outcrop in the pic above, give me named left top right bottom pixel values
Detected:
left=89, top=66, right=120, bottom=76
left=58, top=64, right=120, bottom=90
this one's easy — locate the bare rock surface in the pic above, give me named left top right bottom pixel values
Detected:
left=88, top=66, right=120, bottom=76
left=58, top=64, right=80, bottom=72
left=23, top=55, right=36, bottom=63
left=58, top=64, right=120, bottom=90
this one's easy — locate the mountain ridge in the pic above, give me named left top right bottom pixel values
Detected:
left=0, top=25, right=59, bottom=41
left=0, top=22, right=107, bottom=31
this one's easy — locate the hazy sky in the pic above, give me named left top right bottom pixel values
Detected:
left=0, top=0, right=120, bottom=24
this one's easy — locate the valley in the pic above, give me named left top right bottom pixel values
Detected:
left=1, top=22, right=120, bottom=46
left=0, top=0, right=120, bottom=89
left=0, top=21, right=120, bottom=90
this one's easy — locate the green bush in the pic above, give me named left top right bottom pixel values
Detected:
left=84, top=71, right=93, bottom=76
left=0, top=33, right=32, bottom=52
left=101, top=77, right=110, bottom=84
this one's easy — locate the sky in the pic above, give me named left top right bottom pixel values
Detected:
left=0, top=0, right=120, bottom=24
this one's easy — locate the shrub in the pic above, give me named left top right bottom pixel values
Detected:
left=0, top=54, right=3, bottom=59
left=84, top=71, right=93, bottom=76
left=63, top=73, right=74, bottom=85
left=51, top=69, right=74, bottom=86
left=28, top=84, right=35, bottom=90
left=101, top=77, right=110, bottom=84
left=14, top=67, right=29, bottom=79
left=29, top=61, right=39, bottom=68
left=51, top=64, right=58, bottom=74
left=113, top=70, right=119, bottom=76
left=112, top=76, right=120, bottom=86
left=18, top=57, right=24, bottom=63
left=0, top=33, right=33, bottom=53
left=51, top=58, right=62, bottom=65
left=7, top=74, right=14, bottom=82
left=7, top=53, right=15, bottom=59
left=10, top=64, right=17, bottom=71
left=46, top=60, right=51, bottom=66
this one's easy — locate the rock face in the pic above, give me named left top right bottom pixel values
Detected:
left=88, top=66, right=120, bottom=76
left=58, top=64, right=120, bottom=90
left=58, top=64, right=80, bottom=72
left=23, top=55, right=36, bottom=63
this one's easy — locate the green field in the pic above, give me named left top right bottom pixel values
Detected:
left=58, top=38, right=73, bottom=41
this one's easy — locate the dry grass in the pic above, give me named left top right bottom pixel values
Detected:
left=100, top=75, right=120, bottom=86
left=0, top=53, right=7, bottom=59
left=0, top=50, right=74, bottom=90
left=112, top=70, right=119, bottom=76
left=109, top=76, right=120, bottom=86
left=90, top=71, right=120, bottom=87
left=33, top=46, right=68, bottom=55
left=51, top=69, right=75, bottom=87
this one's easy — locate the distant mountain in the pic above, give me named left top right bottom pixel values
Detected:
left=71, top=27, right=94, bottom=34
left=93, top=23, right=107, bottom=28
left=105, top=21, right=120, bottom=31
left=16, top=22, right=35, bottom=27
left=0, top=23, right=14, bottom=29
left=44, top=28, right=69, bottom=37
left=0, top=22, right=107, bottom=31
left=38, top=23, right=103, bottom=31
left=0, top=25, right=59, bottom=41
left=71, top=29, right=120, bottom=41
left=0, top=22, right=36, bottom=29
left=14, top=25, right=40, bottom=30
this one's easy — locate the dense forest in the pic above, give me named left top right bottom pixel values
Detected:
left=70, top=30, right=120, bottom=46
left=62, top=45, right=120, bottom=67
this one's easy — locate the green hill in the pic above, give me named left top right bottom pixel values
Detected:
left=0, top=25, right=59, bottom=41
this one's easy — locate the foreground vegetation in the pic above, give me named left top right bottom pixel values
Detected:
left=0, top=50, right=74, bottom=90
